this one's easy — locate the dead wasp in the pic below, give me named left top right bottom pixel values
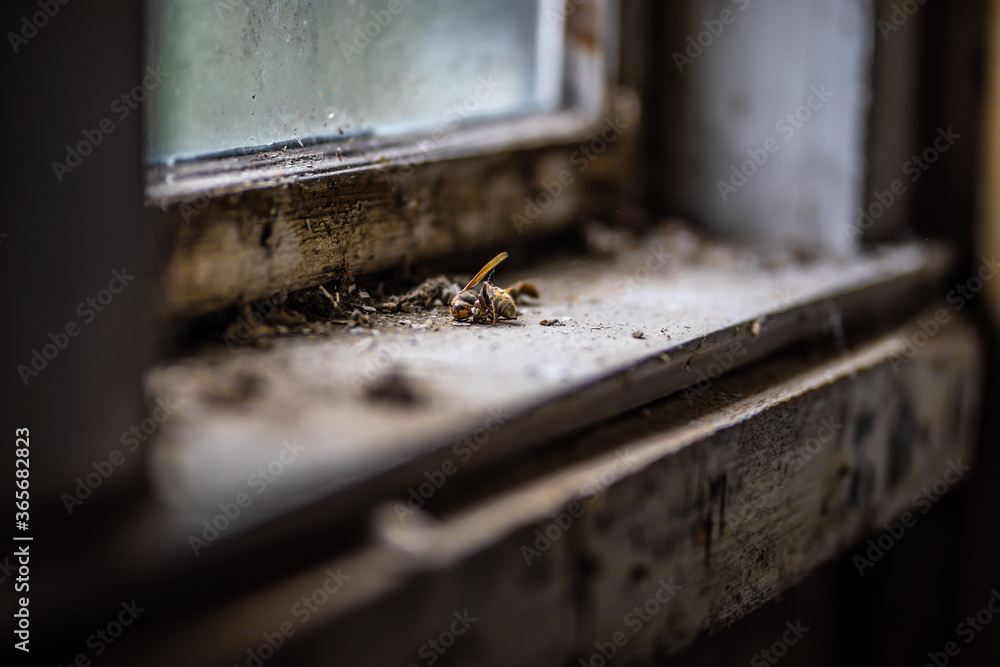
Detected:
left=450, top=252, right=511, bottom=325
left=450, top=252, right=538, bottom=325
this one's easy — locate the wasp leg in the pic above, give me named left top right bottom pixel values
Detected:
left=478, top=284, right=498, bottom=325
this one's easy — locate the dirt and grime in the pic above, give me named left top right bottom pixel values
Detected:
left=193, top=218, right=823, bottom=354
left=148, top=233, right=941, bottom=519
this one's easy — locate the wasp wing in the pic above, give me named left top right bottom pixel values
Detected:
left=460, top=251, right=508, bottom=292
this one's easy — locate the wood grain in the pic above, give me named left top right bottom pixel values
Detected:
left=145, top=241, right=948, bottom=524
left=150, top=87, right=639, bottom=318
left=103, top=313, right=981, bottom=666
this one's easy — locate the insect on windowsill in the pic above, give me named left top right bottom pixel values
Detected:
left=450, top=252, right=539, bottom=326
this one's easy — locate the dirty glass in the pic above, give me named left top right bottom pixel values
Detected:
left=146, top=0, right=569, bottom=162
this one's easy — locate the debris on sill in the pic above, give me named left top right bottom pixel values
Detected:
left=203, top=218, right=815, bottom=353
left=331, top=309, right=372, bottom=328
left=583, top=217, right=817, bottom=271
left=379, top=276, right=461, bottom=314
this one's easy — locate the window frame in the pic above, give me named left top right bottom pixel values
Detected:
left=147, top=0, right=626, bottom=318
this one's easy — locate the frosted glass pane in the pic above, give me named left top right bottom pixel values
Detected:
left=146, top=0, right=567, bottom=162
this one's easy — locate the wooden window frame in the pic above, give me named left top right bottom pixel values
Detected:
left=147, top=0, right=627, bottom=318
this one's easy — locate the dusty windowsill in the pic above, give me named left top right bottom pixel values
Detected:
left=108, top=309, right=981, bottom=667
left=145, top=227, right=949, bottom=529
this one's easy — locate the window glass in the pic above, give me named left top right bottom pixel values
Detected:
left=146, top=0, right=568, bottom=162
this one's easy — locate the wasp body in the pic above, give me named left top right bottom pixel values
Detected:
left=479, top=282, right=517, bottom=325
left=450, top=252, right=525, bottom=325
left=450, top=288, right=479, bottom=320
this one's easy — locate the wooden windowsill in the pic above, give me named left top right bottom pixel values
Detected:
left=102, top=298, right=981, bottom=666
left=146, top=235, right=949, bottom=526
left=44, top=230, right=981, bottom=666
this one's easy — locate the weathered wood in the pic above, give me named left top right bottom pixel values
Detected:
left=864, top=0, right=923, bottom=242
left=33, top=239, right=955, bottom=646
left=145, top=0, right=618, bottom=201
left=103, top=313, right=981, bottom=666
left=151, top=93, right=639, bottom=318
left=146, top=240, right=948, bottom=526
left=148, top=0, right=630, bottom=319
